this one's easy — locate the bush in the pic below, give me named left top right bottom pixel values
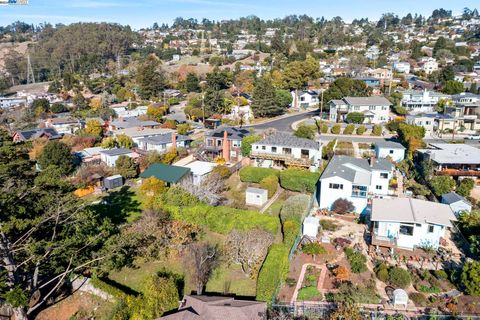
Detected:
left=371, top=124, right=382, bottom=136
left=376, top=268, right=389, bottom=283
left=239, top=167, right=279, bottom=183
left=320, top=123, right=329, bottom=134
left=346, top=112, right=365, bottom=124
left=297, top=286, right=322, bottom=301
left=356, top=125, right=366, bottom=135
left=388, top=267, right=411, bottom=289
left=256, top=244, right=290, bottom=301
left=331, top=124, right=341, bottom=134
left=461, top=261, right=480, bottom=296
left=294, top=124, right=316, bottom=140
left=260, top=175, right=279, bottom=198
left=322, top=139, right=336, bottom=159
left=331, top=198, right=355, bottom=214
left=283, top=219, right=300, bottom=246
left=279, top=168, right=320, bottom=193
left=409, top=292, right=427, bottom=306
left=343, top=124, right=355, bottom=135
left=279, top=194, right=311, bottom=224
left=320, top=219, right=338, bottom=231
left=163, top=186, right=201, bottom=207
left=435, top=269, right=449, bottom=280
left=345, top=248, right=367, bottom=273
left=302, top=243, right=327, bottom=255
left=90, top=276, right=132, bottom=300
left=211, top=165, right=231, bottom=179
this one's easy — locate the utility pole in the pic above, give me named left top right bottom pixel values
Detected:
left=202, top=91, right=205, bottom=125
left=319, top=88, right=324, bottom=135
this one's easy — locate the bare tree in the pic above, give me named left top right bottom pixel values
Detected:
left=186, top=242, right=219, bottom=295
left=181, top=173, right=226, bottom=206
left=226, top=229, right=274, bottom=278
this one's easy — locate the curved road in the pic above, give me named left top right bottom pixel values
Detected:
left=243, top=110, right=318, bottom=132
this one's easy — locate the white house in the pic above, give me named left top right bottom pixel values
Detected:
left=99, top=148, right=138, bottom=167
left=405, top=114, right=437, bottom=135
left=112, top=127, right=174, bottom=146
left=137, top=132, right=191, bottom=153
left=251, top=132, right=322, bottom=172
left=182, top=161, right=218, bottom=186
left=111, top=105, right=148, bottom=118
left=44, top=117, right=82, bottom=135
left=401, top=90, right=450, bottom=113
left=317, top=155, right=394, bottom=214
left=420, top=58, right=439, bottom=74
left=441, top=192, right=472, bottom=216
left=291, top=90, right=319, bottom=109
left=393, top=61, right=411, bottom=74
left=329, top=97, right=391, bottom=124
left=370, top=197, right=457, bottom=250
left=374, top=141, right=406, bottom=162
left=245, top=187, right=268, bottom=207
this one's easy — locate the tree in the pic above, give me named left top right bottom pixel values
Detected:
left=115, top=155, right=138, bottom=179
left=397, top=123, right=426, bottom=158
left=457, top=178, right=475, bottom=198
left=282, top=56, right=320, bottom=90
left=294, top=124, right=316, bottom=140
left=461, top=261, right=480, bottom=296
left=430, top=176, right=455, bottom=197
left=137, top=54, right=166, bottom=99
left=241, top=135, right=262, bottom=156
left=84, top=119, right=103, bottom=137
left=227, top=229, right=274, bottom=278
left=346, top=112, right=365, bottom=124
left=185, top=72, right=200, bottom=92
left=139, top=177, right=166, bottom=198
left=176, top=123, right=192, bottom=135
left=388, top=267, right=411, bottom=288
left=251, top=77, right=286, bottom=117
left=275, top=89, right=293, bottom=109
left=185, top=242, right=219, bottom=295
left=37, top=141, right=74, bottom=175
left=443, top=80, right=464, bottom=94
left=323, top=78, right=371, bottom=103
left=116, top=134, right=134, bottom=149
left=332, top=198, right=355, bottom=214
left=101, top=137, right=116, bottom=149
left=328, top=303, right=362, bottom=320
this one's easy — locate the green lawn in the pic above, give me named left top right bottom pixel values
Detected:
left=89, top=186, right=143, bottom=225
left=206, top=264, right=256, bottom=297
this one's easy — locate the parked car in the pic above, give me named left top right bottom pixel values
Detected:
left=464, top=135, right=480, bottom=140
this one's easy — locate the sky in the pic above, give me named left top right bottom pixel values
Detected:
left=0, top=0, right=477, bottom=29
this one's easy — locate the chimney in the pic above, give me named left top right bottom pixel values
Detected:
left=222, top=130, right=230, bottom=162
left=171, top=132, right=177, bottom=150
left=370, top=156, right=375, bottom=167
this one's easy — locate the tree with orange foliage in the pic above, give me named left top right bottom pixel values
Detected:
left=28, top=137, right=49, bottom=160
left=333, top=266, right=349, bottom=282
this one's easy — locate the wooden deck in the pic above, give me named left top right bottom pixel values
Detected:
left=435, top=169, right=480, bottom=177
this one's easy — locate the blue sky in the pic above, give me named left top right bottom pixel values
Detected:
left=0, top=0, right=477, bottom=29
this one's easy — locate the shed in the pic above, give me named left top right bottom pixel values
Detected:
left=392, top=289, right=408, bottom=309
left=245, top=187, right=268, bottom=207
left=104, top=175, right=123, bottom=189
left=441, top=192, right=472, bottom=216
left=303, top=217, right=320, bottom=238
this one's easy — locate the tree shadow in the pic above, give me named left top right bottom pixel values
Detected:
left=89, top=186, right=142, bottom=225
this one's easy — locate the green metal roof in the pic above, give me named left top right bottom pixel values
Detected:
left=140, top=163, right=191, bottom=183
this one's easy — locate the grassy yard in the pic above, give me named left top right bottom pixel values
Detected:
left=89, top=186, right=143, bottom=225
left=206, top=263, right=257, bottom=297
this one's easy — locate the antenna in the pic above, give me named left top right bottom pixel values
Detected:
left=26, top=53, right=35, bottom=84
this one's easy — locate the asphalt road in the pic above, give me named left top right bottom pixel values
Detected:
left=244, top=110, right=318, bottom=132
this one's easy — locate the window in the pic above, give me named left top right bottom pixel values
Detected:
left=376, top=185, right=382, bottom=190
left=352, top=185, right=367, bottom=198
left=428, top=225, right=434, bottom=233
left=354, top=106, right=360, bottom=111
left=271, top=147, right=277, bottom=153
left=382, top=106, right=388, bottom=110
left=369, top=106, right=376, bottom=110
left=329, top=183, right=343, bottom=190
left=380, top=173, right=388, bottom=179
left=399, top=223, right=414, bottom=236
left=389, top=150, right=394, bottom=154
left=262, top=146, right=266, bottom=150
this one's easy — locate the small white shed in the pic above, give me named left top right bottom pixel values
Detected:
left=245, top=187, right=268, bottom=207
left=303, top=216, right=320, bottom=238
left=393, top=289, right=408, bottom=309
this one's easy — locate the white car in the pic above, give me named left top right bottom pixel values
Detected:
left=464, top=135, right=480, bottom=140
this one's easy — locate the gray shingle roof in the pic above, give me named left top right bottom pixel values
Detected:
left=99, top=148, right=133, bottom=156
left=375, top=141, right=406, bottom=150
left=343, top=96, right=391, bottom=106
left=320, top=155, right=393, bottom=183
left=137, top=133, right=191, bottom=145
left=15, top=128, right=61, bottom=141
left=255, top=132, right=320, bottom=150
left=110, top=117, right=159, bottom=129
left=442, top=192, right=471, bottom=205
left=206, top=127, right=250, bottom=140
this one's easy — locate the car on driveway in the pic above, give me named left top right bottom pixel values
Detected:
left=465, top=135, right=480, bottom=140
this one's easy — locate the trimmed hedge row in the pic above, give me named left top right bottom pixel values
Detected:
left=239, top=167, right=279, bottom=183
left=260, top=175, right=279, bottom=198
left=165, top=204, right=279, bottom=235
left=256, top=244, right=290, bottom=302
left=279, top=169, right=320, bottom=193
left=90, top=276, right=132, bottom=300
left=279, top=194, right=311, bottom=224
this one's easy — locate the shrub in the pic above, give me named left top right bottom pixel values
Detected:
left=461, top=261, right=480, bottom=296
left=376, top=268, right=389, bottom=283
left=90, top=276, right=132, bottom=300
left=297, top=286, right=322, bottom=301
left=211, top=165, right=231, bottom=179
left=302, top=243, right=327, bottom=255
left=409, top=292, right=427, bottom=306
left=333, top=266, right=349, bottom=282
left=356, top=125, right=366, bottom=135
left=256, top=244, right=290, bottom=301
left=388, top=267, right=411, bottom=289
left=417, top=284, right=440, bottom=293
left=239, top=167, right=279, bottom=183
left=322, top=139, right=336, bottom=159
left=343, top=124, right=355, bottom=135
left=279, top=168, right=320, bottom=193
left=435, top=269, right=449, bottom=280
left=319, top=219, right=338, bottom=231
left=346, top=112, right=365, bottom=124
left=320, top=123, right=328, bottom=134
left=283, top=219, right=300, bottom=246
left=345, top=248, right=367, bottom=273
left=279, top=194, right=311, bottom=224
left=331, top=198, right=355, bottom=214
left=371, top=124, right=382, bottom=136
left=294, top=124, right=316, bottom=140
left=334, top=282, right=380, bottom=304
left=260, top=175, right=279, bottom=198
left=331, top=124, right=341, bottom=134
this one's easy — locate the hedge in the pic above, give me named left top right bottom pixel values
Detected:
left=256, top=244, right=290, bottom=302
left=239, top=167, right=279, bottom=183
left=90, top=276, right=133, bottom=300
left=343, top=124, right=355, bottom=135
left=279, top=169, right=320, bottom=193
left=166, top=204, right=279, bottom=235
left=260, top=175, right=279, bottom=198
left=331, top=124, right=341, bottom=134
left=283, top=219, right=300, bottom=246
left=356, top=125, right=366, bottom=135
left=279, top=194, right=311, bottom=224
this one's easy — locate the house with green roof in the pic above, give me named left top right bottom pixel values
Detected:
left=140, top=163, right=191, bottom=186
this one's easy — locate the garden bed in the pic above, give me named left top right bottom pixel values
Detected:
left=297, top=266, right=323, bottom=301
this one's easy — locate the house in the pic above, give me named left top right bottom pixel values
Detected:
left=329, top=97, right=391, bottom=124
left=291, top=90, right=319, bottom=109
left=112, top=127, right=174, bottom=146
left=44, top=117, right=82, bottom=135
left=159, top=295, right=266, bottom=320
left=250, top=132, right=322, bottom=171
left=417, top=143, right=480, bottom=178
left=317, top=155, right=394, bottom=214
left=441, top=192, right=472, bottom=215
left=109, top=117, right=160, bottom=131
left=99, top=148, right=138, bottom=167
left=245, top=187, right=268, bottom=206
left=110, top=105, right=148, bottom=118
left=370, top=197, right=457, bottom=250
left=204, top=127, right=250, bottom=162
left=140, top=163, right=191, bottom=186
left=393, top=61, right=411, bottom=74
left=75, top=147, right=106, bottom=164
left=183, top=161, right=218, bottom=186
left=374, top=141, right=406, bottom=162
left=137, top=132, right=192, bottom=153
left=353, top=77, right=381, bottom=88
left=12, top=128, right=62, bottom=142
left=405, top=113, right=437, bottom=135
left=401, top=90, right=450, bottom=113
left=419, top=58, right=439, bottom=74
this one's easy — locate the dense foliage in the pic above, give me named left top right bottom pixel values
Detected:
left=279, top=168, right=320, bottom=193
